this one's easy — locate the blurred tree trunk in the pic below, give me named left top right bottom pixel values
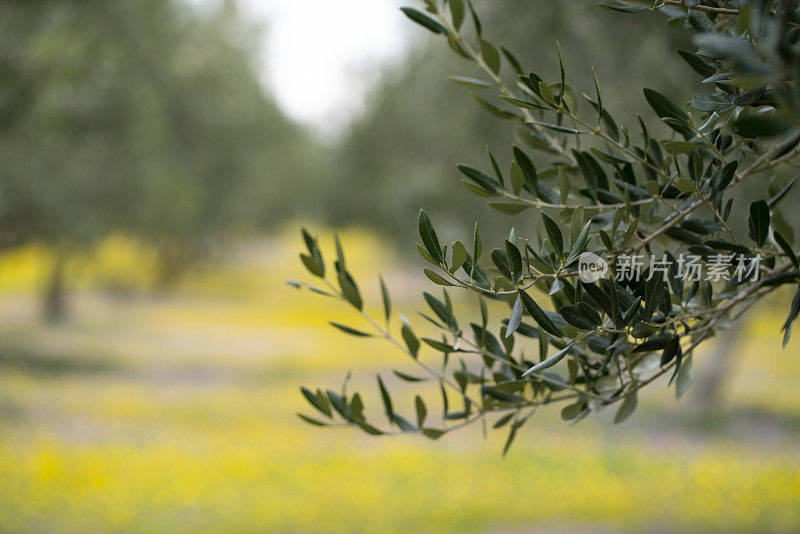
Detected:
left=154, top=241, right=202, bottom=292
left=44, top=250, right=67, bottom=324
left=693, top=323, right=743, bottom=410
left=155, top=250, right=185, bottom=291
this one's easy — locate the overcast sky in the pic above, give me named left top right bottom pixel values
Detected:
left=237, top=0, right=409, bottom=136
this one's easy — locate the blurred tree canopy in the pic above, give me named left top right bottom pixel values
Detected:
left=0, top=0, right=325, bottom=315
left=0, top=0, right=702, bottom=280
left=6, top=0, right=788, bottom=325
left=328, top=0, right=699, bottom=245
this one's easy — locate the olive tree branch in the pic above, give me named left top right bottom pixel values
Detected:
left=656, top=0, right=739, bottom=15
left=320, top=278, right=484, bottom=410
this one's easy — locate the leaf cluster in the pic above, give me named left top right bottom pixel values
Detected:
left=294, top=0, right=800, bottom=453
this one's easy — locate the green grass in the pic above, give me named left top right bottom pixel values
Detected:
left=0, top=232, right=799, bottom=533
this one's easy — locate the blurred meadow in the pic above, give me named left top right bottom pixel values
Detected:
left=1, top=232, right=800, bottom=533
left=0, top=0, right=799, bottom=532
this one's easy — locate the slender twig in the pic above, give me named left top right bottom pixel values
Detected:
left=322, top=278, right=483, bottom=410
left=434, top=13, right=575, bottom=163
left=456, top=332, right=608, bottom=401
left=500, top=190, right=657, bottom=211
left=612, top=139, right=800, bottom=256
left=700, top=196, right=739, bottom=244
left=657, top=0, right=739, bottom=15
left=559, top=107, right=669, bottom=178
left=627, top=263, right=790, bottom=396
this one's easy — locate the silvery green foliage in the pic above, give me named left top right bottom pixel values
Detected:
left=293, top=0, right=800, bottom=453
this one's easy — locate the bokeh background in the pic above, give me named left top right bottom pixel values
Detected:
left=0, top=0, right=799, bottom=532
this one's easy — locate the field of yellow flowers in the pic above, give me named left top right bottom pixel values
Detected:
left=0, top=230, right=799, bottom=533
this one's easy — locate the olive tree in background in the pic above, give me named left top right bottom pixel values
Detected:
left=295, top=0, right=800, bottom=452
left=0, top=0, right=322, bottom=321
left=329, top=0, right=697, bottom=245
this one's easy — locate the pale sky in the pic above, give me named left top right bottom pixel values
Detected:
left=237, top=0, right=409, bottom=136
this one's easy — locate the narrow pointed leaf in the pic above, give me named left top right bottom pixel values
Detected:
left=329, top=322, right=373, bottom=337
left=519, top=290, right=562, bottom=337
left=541, top=212, right=564, bottom=257
left=380, top=276, right=392, bottom=322
left=614, top=391, right=638, bottom=424
left=522, top=344, right=571, bottom=376
left=419, top=210, right=444, bottom=264
left=301, top=387, right=332, bottom=418
left=749, top=200, right=770, bottom=248
left=400, top=7, right=448, bottom=34
left=424, top=269, right=453, bottom=286
left=297, top=413, right=328, bottom=426
left=401, top=315, right=420, bottom=358
left=415, top=395, right=427, bottom=427
left=377, top=374, right=394, bottom=422
left=505, top=296, right=524, bottom=338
